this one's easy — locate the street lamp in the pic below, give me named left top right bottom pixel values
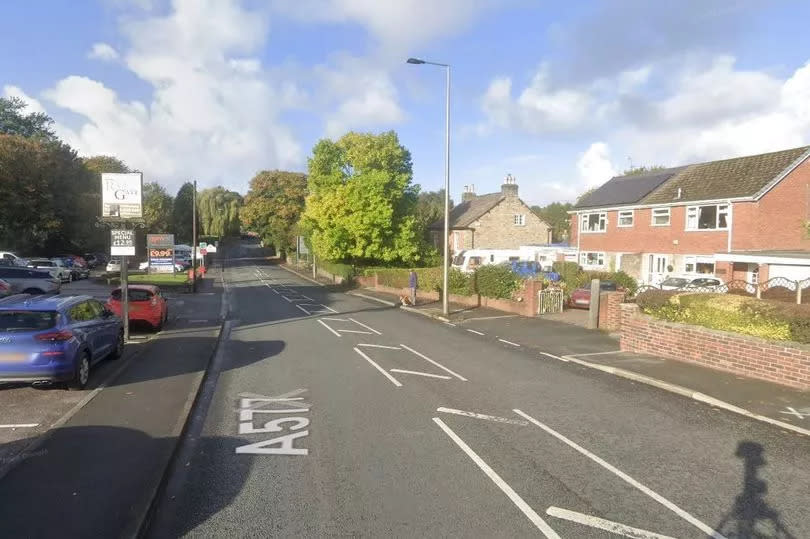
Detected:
left=407, top=56, right=451, bottom=316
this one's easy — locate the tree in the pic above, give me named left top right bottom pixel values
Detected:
left=0, top=97, right=55, bottom=139
left=143, top=182, right=173, bottom=233
left=241, top=171, right=307, bottom=255
left=531, top=201, right=573, bottom=243
left=198, top=187, right=242, bottom=238
left=415, top=188, right=453, bottom=233
left=301, top=131, right=424, bottom=264
left=172, top=182, right=197, bottom=244
left=82, top=155, right=130, bottom=175
left=622, top=165, right=667, bottom=176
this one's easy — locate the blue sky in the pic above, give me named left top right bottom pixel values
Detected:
left=4, top=1, right=810, bottom=205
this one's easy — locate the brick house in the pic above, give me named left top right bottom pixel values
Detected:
left=429, top=175, right=552, bottom=253
left=570, top=146, right=810, bottom=285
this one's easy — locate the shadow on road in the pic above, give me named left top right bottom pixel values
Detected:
left=716, top=441, right=796, bottom=539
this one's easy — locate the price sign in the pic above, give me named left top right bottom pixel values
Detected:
left=111, top=229, right=135, bottom=256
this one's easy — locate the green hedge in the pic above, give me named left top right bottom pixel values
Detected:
left=475, top=264, right=521, bottom=299
left=319, top=260, right=354, bottom=280
left=637, top=292, right=810, bottom=343
left=368, top=266, right=475, bottom=296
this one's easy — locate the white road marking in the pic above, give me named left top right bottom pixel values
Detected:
left=322, top=317, right=349, bottom=322
left=462, top=314, right=518, bottom=321
left=566, top=350, right=623, bottom=358
left=445, top=322, right=457, bottom=327
left=354, top=347, right=403, bottom=387
left=539, top=352, right=569, bottom=362
left=317, top=319, right=341, bottom=337
left=498, top=338, right=521, bottom=347
left=356, top=343, right=401, bottom=350
left=514, top=409, right=727, bottom=539
left=295, top=304, right=312, bottom=315
left=336, top=329, right=372, bottom=334
left=400, top=344, right=468, bottom=381
left=299, top=303, right=338, bottom=313
left=0, top=424, right=39, bottom=429
left=348, top=318, right=382, bottom=335
left=272, top=288, right=279, bottom=294
left=546, top=507, right=676, bottom=539
left=389, top=369, right=452, bottom=380
left=466, top=329, right=485, bottom=336
left=779, top=407, right=808, bottom=420
left=432, top=417, right=560, bottom=538
left=437, top=407, right=528, bottom=426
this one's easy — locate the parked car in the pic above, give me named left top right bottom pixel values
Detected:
left=106, top=258, right=122, bottom=273
left=27, top=258, right=73, bottom=283
left=0, top=294, right=124, bottom=389
left=0, top=279, right=11, bottom=298
left=0, top=252, right=28, bottom=266
left=569, top=280, right=619, bottom=309
left=0, top=266, right=61, bottom=295
left=52, top=256, right=90, bottom=280
left=660, top=275, right=725, bottom=292
left=107, top=285, right=168, bottom=331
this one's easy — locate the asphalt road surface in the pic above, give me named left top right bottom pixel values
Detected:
left=145, top=243, right=810, bottom=538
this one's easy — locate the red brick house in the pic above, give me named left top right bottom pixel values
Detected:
left=569, top=146, right=810, bottom=285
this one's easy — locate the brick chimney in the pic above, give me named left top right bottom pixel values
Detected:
left=501, top=174, right=518, bottom=198
left=461, top=184, right=477, bottom=203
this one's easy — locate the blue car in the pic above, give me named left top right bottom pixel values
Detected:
left=0, top=295, right=124, bottom=389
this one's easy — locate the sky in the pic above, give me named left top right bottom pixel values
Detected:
left=3, top=0, right=810, bottom=206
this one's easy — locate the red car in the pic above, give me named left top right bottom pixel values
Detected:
left=107, top=284, right=168, bottom=331
left=569, top=280, right=619, bottom=309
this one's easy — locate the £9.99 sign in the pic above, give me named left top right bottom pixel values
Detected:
left=149, top=247, right=175, bottom=273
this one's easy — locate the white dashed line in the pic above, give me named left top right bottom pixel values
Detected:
left=317, top=319, right=341, bottom=337
left=466, top=329, right=485, bottom=336
left=498, top=338, right=520, bottom=347
left=389, top=369, right=452, bottom=380
left=437, top=407, right=528, bottom=426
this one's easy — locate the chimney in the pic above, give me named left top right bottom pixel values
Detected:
left=462, top=184, right=477, bottom=203
left=501, top=173, right=518, bottom=198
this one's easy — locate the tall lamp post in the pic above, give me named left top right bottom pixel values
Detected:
left=407, top=57, right=450, bottom=316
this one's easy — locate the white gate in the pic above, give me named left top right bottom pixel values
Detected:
left=538, top=289, right=564, bottom=315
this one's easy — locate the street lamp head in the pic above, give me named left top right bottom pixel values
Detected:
left=406, top=57, right=426, bottom=64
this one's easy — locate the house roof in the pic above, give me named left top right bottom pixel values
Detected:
left=643, top=146, right=810, bottom=204
left=574, top=167, right=685, bottom=209
left=429, top=192, right=504, bottom=229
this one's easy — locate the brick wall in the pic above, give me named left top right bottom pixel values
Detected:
left=473, top=195, right=551, bottom=249
left=620, top=303, right=810, bottom=389
left=598, top=291, right=626, bottom=331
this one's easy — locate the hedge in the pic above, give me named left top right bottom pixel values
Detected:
left=637, top=291, right=810, bottom=343
left=318, top=260, right=354, bottom=280
left=475, top=264, right=521, bottom=299
left=365, top=266, right=476, bottom=296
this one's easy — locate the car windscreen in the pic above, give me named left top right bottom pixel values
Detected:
left=661, top=278, right=689, bottom=288
left=110, top=289, right=153, bottom=302
left=599, top=281, right=618, bottom=290
left=0, top=310, right=58, bottom=332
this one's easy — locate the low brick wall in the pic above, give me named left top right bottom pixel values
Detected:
left=620, top=303, right=810, bottom=390
left=598, top=291, right=626, bottom=331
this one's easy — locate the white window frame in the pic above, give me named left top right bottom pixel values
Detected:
left=579, top=251, right=606, bottom=268
left=580, top=212, right=607, bottom=233
left=683, top=255, right=716, bottom=274
left=617, top=210, right=634, bottom=227
left=685, top=204, right=729, bottom=231
left=651, top=208, right=671, bottom=226
left=513, top=214, right=526, bottom=226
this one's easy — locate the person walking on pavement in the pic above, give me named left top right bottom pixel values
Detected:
left=408, top=269, right=418, bottom=306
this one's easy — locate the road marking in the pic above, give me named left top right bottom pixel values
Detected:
left=445, top=322, right=457, bottom=327
left=0, top=424, right=39, bottom=429
left=462, top=314, right=518, bottom=321
left=336, top=329, right=373, bottom=334
left=466, top=329, right=485, bottom=336
left=432, top=418, right=560, bottom=538
left=295, top=304, right=311, bottom=315
left=539, top=352, right=569, bottom=362
left=188, top=319, right=209, bottom=324
left=354, top=347, right=403, bottom=387
left=299, top=303, right=338, bottom=313
left=357, top=343, right=401, bottom=350
left=498, top=338, right=521, bottom=347
left=437, top=407, right=528, bottom=426
left=390, top=369, right=452, bottom=380
left=322, top=317, right=349, bottom=322
left=513, top=409, right=727, bottom=539
left=546, top=507, right=676, bottom=539
left=317, top=319, right=341, bottom=337
left=779, top=406, right=809, bottom=420
left=348, top=318, right=381, bottom=335
left=566, top=350, right=623, bottom=358
left=400, top=344, right=468, bottom=381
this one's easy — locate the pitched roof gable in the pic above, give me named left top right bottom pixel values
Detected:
left=429, top=193, right=503, bottom=229
left=574, top=167, right=685, bottom=209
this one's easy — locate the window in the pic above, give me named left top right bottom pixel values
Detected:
left=617, top=210, right=634, bottom=227
left=581, top=212, right=607, bottom=233
left=468, top=256, right=482, bottom=268
left=69, top=301, right=97, bottom=322
left=651, top=208, right=670, bottom=226
left=686, top=204, right=729, bottom=230
left=684, top=256, right=715, bottom=274
left=579, top=252, right=605, bottom=267
left=513, top=214, right=525, bottom=226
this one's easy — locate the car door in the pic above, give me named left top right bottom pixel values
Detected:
left=69, top=301, right=104, bottom=361
left=89, top=300, right=118, bottom=357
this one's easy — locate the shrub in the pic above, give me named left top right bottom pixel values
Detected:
left=374, top=267, right=443, bottom=292
left=636, top=290, right=680, bottom=311
left=319, top=260, right=354, bottom=280
left=475, top=264, right=521, bottom=299
left=448, top=268, right=475, bottom=295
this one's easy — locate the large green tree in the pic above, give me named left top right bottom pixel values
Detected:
left=0, top=97, right=54, bottom=139
left=82, top=155, right=130, bottom=175
left=415, top=188, right=453, bottom=233
left=241, top=170, right=307, bottom=254
left=172, top=182, right=198, bottom=244
left=142, top=182, right=173, bottom=233
left=301, top=131, right=424, bottom=264
left=531, top=201, right=573, bottom=243
left=622, top=165, right=667, bottom=176
left=198, top=187, right=242, bottom=238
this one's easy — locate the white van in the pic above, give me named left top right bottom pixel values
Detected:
left=452, top=249, right=523, bottom=273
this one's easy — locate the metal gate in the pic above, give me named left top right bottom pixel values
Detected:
left=538, top=288, right=564, bottom=315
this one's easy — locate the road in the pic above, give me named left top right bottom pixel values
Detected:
left=145, top=243, right=810, bottom=538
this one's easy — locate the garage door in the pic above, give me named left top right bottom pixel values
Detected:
left=768, top=264, right=810, bottom=283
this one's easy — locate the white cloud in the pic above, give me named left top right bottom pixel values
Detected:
left=88, top=43, right=120, bottom=62
left=3, top=85, right=46, bottom=114
left=577, top=142, right=617, bottom=189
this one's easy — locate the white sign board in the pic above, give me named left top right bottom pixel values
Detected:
left=110, top=229, right=135, bottom=256
left=205, top=244, right=217, bottom=253
left=101, top=172, right=143, bottom=219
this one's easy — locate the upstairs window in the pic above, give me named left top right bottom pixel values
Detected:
left=686, top=204, right=729, bottom=230
left=651, top=208, right=671, bottom=226
left=513, top=214, right=525, bottom=226
left=581, top=212, right=606, bottom=233
left=617, top=210, right=634, bottom=227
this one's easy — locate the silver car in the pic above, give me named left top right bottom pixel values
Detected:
left=27, top=258, right=72, bottom=283
left=0, top=266, right=61, bottom=295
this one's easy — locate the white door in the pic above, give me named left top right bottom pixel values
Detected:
left=647, top=254, right=668, bottom=285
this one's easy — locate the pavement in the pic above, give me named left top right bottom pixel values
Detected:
left=135, top=244, right=809, bottom=538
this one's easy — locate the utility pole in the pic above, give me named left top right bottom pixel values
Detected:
left=121, top=250, right=129, bottom=341
left=192, top=180, right=197, bottom=293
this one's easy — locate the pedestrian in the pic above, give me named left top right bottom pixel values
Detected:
left=408, top=269, right=418, bottom=306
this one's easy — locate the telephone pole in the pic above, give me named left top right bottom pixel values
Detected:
left=192, top=180, right=197, bottom=293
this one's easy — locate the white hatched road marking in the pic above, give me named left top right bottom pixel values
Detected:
left=546, top=507, right=676, bottom=539
left=400, top=344, right=467, bottom=381
left=0, top=423, right=39, bottom=429
left=317, top=319, right=341, bottom=337
left=539, top=352, right=569, bottom=362
left=432, top=418, right=560, bottom=538
left=437, top=407, right=529, bottom=426
left=353, top=347, right=402, bottom=387
left=335, top=329, right=372, bottom=335
left=356, top=344, right=401, bottom=350
left=498, top=338, right=520, bottom=347
left=779, top=407, right=809, bottom=420
left=514, top=409, right=727, bottom=539
left=322, top=317, right=349, bottom=322
left=389, top=369, right=452, bottom=380
left=466, top=329, right=485, bottom=336
left=348, top=318, right=381, bottom=335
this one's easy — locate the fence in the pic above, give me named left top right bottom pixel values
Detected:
left=538, top=288, right=564, bottom=314
left=631, top=277, right=810, bottom=304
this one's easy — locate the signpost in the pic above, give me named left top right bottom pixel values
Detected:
left=110, top=230, right=135, bottom=256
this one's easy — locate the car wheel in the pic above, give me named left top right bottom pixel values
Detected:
left=110, top=331, right=124, bottom=360
left=68, top=352, right=90, bottom=390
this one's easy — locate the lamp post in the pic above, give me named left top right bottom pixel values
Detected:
left=407, top=57, right=451, bottom=316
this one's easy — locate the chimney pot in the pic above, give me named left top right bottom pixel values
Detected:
left=501, top=174, right=519, bottom=198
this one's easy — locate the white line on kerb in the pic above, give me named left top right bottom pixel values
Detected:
left=498, top=338, right=521, bottom=347
left=546, top=507, right=676, bottom=539
left=317, top=319, right=341, bottom=337
left=356, top=344, right=401, bottom=350
left=466, top=329, right=485, bottom=336
left=349, top=318, right=382, bottom=335
left=432, top=417, right=560, bottom=538
left=539, top=352, right=569, bottom=362
left=0, top=424, right=39, bottom=429
left=437, top=407, right=528, bottom=426
left=400, top=344, right=467, bottom=381
left=513, top=409, right=727, bottom=539
left=389, top=369, right=452, bottom=380
left=353, top=347, right=402, bottom=387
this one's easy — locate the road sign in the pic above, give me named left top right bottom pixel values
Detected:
left=101, top=172, right=143, bottom=220
left=110, top=229, right=135, bottom=256
left=205, top=244, right=217, bottom=253
left=199, top=242, right=208, bottom=249
left=200, top=248, right=207, bottom=256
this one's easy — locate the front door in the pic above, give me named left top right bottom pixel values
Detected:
left=647, top=254, right=668, bottom=285
left=747, top=263, right=760, bottom=285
